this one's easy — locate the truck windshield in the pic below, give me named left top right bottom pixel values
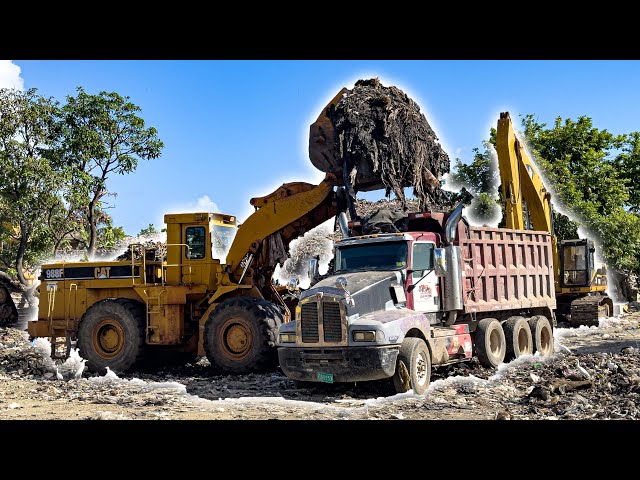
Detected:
left=211, top=224, right=237, bottom=261
left=334, top=241, right=408, bottom=273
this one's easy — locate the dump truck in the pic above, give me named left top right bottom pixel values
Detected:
left=495, top=112, right=613, bottom=326
left=26, top=173, right=345, bottom=374
left=277, top=203, right=557, bottom=394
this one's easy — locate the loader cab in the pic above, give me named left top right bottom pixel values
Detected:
left=560, top=239, right=595, bottom=288
left=163, top=212, right=237, bottom=287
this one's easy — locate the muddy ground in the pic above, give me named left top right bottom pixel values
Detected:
left=1, top=313, right=639, bottom=420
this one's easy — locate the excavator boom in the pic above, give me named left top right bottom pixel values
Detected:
left=495, top=112, right=612, bottom=326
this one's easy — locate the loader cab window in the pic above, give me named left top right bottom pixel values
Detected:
left=185, top=226, right=206, bottom=259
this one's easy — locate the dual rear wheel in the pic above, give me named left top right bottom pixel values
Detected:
left=474, top=315, right=554, bottom=368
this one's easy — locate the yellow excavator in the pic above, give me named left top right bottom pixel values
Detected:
left=495, top=112, right=613, bottom=326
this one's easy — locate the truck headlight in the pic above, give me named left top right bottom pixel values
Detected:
left=280, top=333, right=296, bottom=343
left=353, top=331, right=376, bottom=342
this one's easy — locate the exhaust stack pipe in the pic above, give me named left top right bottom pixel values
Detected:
left=337, top=212, right=350, bottom=238
left=445, top=202, right=464, bottom=245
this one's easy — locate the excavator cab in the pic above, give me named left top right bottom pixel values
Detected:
left=560, top=239, right=594, bottom=288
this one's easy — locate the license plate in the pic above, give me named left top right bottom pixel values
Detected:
left=317, top=372, right=334, bottom=384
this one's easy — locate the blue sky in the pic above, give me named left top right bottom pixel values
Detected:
left=3, top=60, right=640, bottom=235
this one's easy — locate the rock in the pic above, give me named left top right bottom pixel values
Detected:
left=530, top=373, right=541, bottom=383
left=495, top=411, right=512, bottom=420
left=7, top=402, right=21, bottom=409
left=528, top=386, right=550, bottom=401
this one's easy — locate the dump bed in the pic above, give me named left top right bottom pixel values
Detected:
left=460, top=227, right=555, bottom=313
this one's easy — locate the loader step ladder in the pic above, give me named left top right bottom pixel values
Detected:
left=144, top=288, right=165, bottom=339
left=48, top=282, right=77, bottom=360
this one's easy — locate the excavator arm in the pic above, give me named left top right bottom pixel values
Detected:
left=496, top=112, right=560, bottom=282
left=495, top=112, right=612, bottom=325
left=495, top=112, right=553, bottom=233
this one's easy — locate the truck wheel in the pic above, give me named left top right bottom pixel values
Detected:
left=392, top=337, right=431, bottom=395
left=474, top=318, right=506, bottom=367
left=204, top=296, right=283, bottom=374
left=528, top=315, right=553, bottom=356
left=77, top=299, right=146, bottom=375
left=503, top=316, right=533, bottom=361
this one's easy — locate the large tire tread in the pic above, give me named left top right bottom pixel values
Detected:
left=77, top=298, right=146, bottom=375
left=204, top=296, right=283, bottom=374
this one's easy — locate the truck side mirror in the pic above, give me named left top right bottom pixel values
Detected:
left=434, top=248, right=446, bottom=277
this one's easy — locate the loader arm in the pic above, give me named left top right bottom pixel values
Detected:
left=221, top=172, right=341, bottom=291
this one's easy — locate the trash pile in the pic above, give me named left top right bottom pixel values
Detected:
left=0, top=328, right=53, bottom=377
left=115, top=240, right=167, bottom=262
left=309, top=78, right=458, bottom=214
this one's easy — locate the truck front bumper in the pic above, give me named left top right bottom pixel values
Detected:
left=278, top=345, right=399, bottom=383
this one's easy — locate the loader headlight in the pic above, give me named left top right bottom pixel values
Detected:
left=280, top=333, right=296, bottom=343
left=353, top=331, right=376, bottom=342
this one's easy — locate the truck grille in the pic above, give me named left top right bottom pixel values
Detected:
left=322, top=302, right=342, bottom=342
left=301, top=303, right=319, bottom=343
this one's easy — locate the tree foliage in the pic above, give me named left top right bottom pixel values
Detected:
left=521, top=114, right=640, bottom=272
left=0, top=86, right=160, bottom=284
left=0, top=88, right=61, bottom=284
left=55, top=88, right=163, bottom=258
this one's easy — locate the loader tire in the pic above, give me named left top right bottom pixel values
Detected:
left=528, top=315, right=553, bottom=356
left=204, top=296, right=284, bottom=374
left=392, top=337, right=431, bottom=395
left=77, top=298, right=146, bottom=375
left=503, top=316, right=533, bottom=361
left=474, top=318, right=506, bottom=367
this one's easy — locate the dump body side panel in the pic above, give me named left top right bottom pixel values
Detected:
left=460, top=227, right=556, bottom=313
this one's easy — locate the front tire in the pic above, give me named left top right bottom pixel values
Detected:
left=204, top=297, right=283, bottom=374
left=392, top=337, right=431, bottom=395
left=77, top=298, right=146, bottom=375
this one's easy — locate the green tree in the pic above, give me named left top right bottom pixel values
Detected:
left=56, top=87, right=164, bottom=258
left=614, top=131, right=640, bottom=213
left=0, top=88, right=61, bottom=285
left=449, top=141, right=501, bottom=223
left=138, top=223, right=158, bottom=236
left=521, top=114, right=640, bottom=271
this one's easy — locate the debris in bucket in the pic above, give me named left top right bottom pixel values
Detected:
left=309, top=78, right=467, bottom=217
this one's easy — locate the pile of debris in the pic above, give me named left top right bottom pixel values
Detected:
left=0, top=328, right=53, bottom=377
left=115, top=240, right=167, bottom=262
left=309, top=78, right=460, bottom=215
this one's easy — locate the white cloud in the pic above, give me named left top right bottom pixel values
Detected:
left=169, top=195, right=220, bottom=214
left=194, top=195, right=219, bottom=212
left=0, top=60, right=24, bottom=90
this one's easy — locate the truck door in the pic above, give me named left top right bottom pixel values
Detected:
left=183, top=225, right=206, bottom=285
left=410, top=242, right=439, bottom=313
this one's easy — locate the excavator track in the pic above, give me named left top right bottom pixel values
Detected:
left=569, top=295, right=612, bottom=327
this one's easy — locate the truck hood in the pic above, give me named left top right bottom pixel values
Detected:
left=300, top=271, right=401, bottom=318
left=313, top=271, right=398, bottom=293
